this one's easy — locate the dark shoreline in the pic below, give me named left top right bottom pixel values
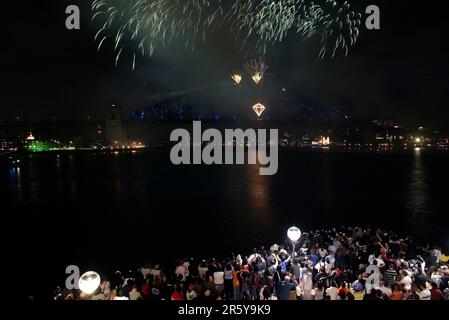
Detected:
left=2, top=146, right=449, bottom=157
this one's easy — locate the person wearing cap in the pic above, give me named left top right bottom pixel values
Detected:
left=350, top=281, right=364, bottom=300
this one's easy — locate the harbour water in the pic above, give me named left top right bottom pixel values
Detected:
left=3, top=149, right=449, bottom=298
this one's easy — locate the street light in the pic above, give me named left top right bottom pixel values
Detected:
left=287, top=226, right=302, bottom=258
left=78, top=271, right=101, bottom=295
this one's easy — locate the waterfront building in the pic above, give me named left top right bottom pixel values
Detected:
left=105, top=103, right=127, bottom=145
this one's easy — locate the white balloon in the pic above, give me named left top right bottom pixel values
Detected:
left=78, top=271, right=101, bottom=295
left=287, top=226, right=302, bottom=242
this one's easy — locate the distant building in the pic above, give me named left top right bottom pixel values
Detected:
left=321, top=136, right=331, bottom=146
left=0, top=139, right=15, bottom=150
left=105, top=103, right=126, bottom=145
left=26, top=132, right=35, bottom=141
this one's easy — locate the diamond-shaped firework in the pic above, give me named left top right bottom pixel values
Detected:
left=252, top=103, right=266, bottom=117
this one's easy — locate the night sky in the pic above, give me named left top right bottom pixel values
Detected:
left=3, top=0, right=449, bottom=129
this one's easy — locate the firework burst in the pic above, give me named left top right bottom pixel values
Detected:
left=92, top=0, right=362, bottom=68
left=226, top=0, right=361, bottom=59
left=92, top=0, right=224, bottom=69
left=315, top=0, right=362, bottom=59
left=244, top=58, right=268, bottom=85
left=231, top=73, right=243, bottom=85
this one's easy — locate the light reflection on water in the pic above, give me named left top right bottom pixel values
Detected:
left=244, top=150, right=274, bottom=232
left=3, top=150, right=449, bottom=257
left=8, top=167, right=23, bottom=205
left=67, top=155, right=78, bottom=202
left=55, top=154, right=64, bottom=198
left=112, top=154, right=123, bottom=203
left=406, top=149, right=433, bottom=236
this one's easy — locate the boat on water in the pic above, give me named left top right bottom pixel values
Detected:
left=0, top=152, right=22, bottom=168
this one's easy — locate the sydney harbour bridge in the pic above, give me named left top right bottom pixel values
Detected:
left=128, top=82, right=345, bottom=125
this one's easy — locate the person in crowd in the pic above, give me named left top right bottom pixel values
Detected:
left=150, top=264, right=161, bottom=279
left=223, top=263, right=234, bottom=300
left=399, top=269, right=413, bottom=291
left=300, top=267, right=314, bottom=300
left=114, top=289, right=129, bottom=301
left=325, top=282, right=339, bottom=301
left=129, top=285, right=142, bottom=300
left=171, top=285, right=184, bottom=300
left=232, top=264, right=241, bottom=300
left=91, top=287, right=106, bottom=301
left=175, top=260, right=188, bottom=282
left=430, top=282, right=444, bottom=300
left=140, top=263, right=151, bottom=280
left=390, top=284, right=405, bottom=300
left=417, top=283, right=431, bottom=300
left=313, top=281, right=325, bottom=300
left=383, top=263, right=398, bottom=287
left=213, top=264, right=225, bottom=296
left=278, top=276, right=298, bottom=300
left=351, top=282, right=365, bottom=300
left=198, top=260, right=208, bottom=279
left=186, top=283, right=198, bottom=300
left=444, top=288, right=449, bottom=300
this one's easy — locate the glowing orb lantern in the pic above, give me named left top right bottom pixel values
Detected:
left=78, top=271, right=101, bottom=295
left=287, top=226, right=302, bottom=242
left=252, top=103, right=266, bottom=117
